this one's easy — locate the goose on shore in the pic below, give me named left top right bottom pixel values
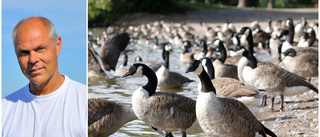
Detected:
left=186, top=60, right=277, bottom=137
left=280, top=48, right=318, bottom=79
left=156, top=44, right=194, bottom=89
left=200, top=57, right=261, bottom=105
left=122, top=63, right=197, bottom=137
left=88, top=98, right=137, bottom=137
left=238, top=49, right=318, bottom=111
left=211, top=39, right=238, bottom=80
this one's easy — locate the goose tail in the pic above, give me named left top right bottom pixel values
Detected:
left=261, top=123, right=277, bottom=137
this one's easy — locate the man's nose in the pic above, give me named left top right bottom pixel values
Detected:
left=29, top=52, right=39, bottom=64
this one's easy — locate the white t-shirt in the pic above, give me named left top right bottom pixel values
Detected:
left=2, top=75, right=87, bottom=137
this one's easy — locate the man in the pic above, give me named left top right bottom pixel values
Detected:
left=2, top=16, right=87, bottom=136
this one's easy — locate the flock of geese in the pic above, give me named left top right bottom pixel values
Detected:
left=88, top=16, right=318, bottom=137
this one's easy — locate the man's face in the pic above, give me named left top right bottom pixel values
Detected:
left=14, top=18, right=61, bottom=85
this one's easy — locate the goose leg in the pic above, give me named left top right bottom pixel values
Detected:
left=271, top=97, right=275, bottom=112
left=181, top=130, right=186, bottom=137
left=165, top=132, right=174, bottom=137
left=280, top=94, right=285, bottom=111
left=260, top=95, right=267, bottom=106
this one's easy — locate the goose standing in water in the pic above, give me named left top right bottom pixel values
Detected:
left=238, top=49, right=318, bottom=111
left=186, top=60, right=277, bottom=137
left=156, top=44, right=194, bottom=89
left=88, top=98, right=137, bottom=137
left=114, top=53, right=129, bottom=77
left=180, top=40, right=195, bottom=64
left=122, top=63, right=197, bottom=137
left=211, top=39, right=238, bottom=80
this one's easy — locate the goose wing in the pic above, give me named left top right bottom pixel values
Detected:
left=88, top=98, right=123, bottom=126
left=259, top=62, right=318, bottom=92
left=99, top=33, right=130, bottom=71
left=218, top=97, right=266, bottom=136
left=147, top=92, right=197, bottom=128
left=212, top=78, right=258, bottom=98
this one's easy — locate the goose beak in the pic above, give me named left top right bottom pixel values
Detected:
left=185, top=67, right=192, bottom=73
left=121, top=72, right=131, bottom=78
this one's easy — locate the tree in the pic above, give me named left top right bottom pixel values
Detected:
left=267, top=0, right=275, bottom=9
left=237, top=0, right=247, bottom=8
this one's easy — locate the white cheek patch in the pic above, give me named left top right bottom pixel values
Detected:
left=201, top=59, right=209, bottom=73
left=135, top=66, right=143, bottom=76
left=194, top=64, right=203, bottom=75
left=213, top=39, right=220, bottom=46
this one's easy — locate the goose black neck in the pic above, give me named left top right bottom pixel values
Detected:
left=202, top=41, right=208, bottom=53
left=163, top=48, right=170, bottom=69
left=246, top=29, right=254, bottom=55
left=218, top=41, right=227, bottom=63
left=287, top=22, right=294, bottom=44
left=123, top=54, right=128, bottom=66
left=142, top=66, right=157, bottom=96
left=308, top=29, right=316, bottom=46
left=247, top=53, right=258, bottom=69
left=198, top=68, right=216, bottom=94
left=268, top=20, right=272, bottom=28
left=278, top=44, right=283, bottom=62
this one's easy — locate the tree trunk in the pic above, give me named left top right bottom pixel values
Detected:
left=267, top=0, right=275, bottom=9
left=237, top=0, right=247, bottom=8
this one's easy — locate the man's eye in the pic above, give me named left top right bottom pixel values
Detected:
left=20, top=51, right=29, bottom=56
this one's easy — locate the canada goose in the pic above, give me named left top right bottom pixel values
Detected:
left=238, top=49, right=318, bottom=111
left=122, top=63, right=197, bottom=137
left=88, top=98, right=137, bottom=137
left=88, top=42, right=109, bottom=77
left=180, top=40, right=195, bottom=64
left=156, top=44, right=194, bottom=89
left=154, top=36, right=170, bottom=49
left=281, top=18, right=295, bottom=53
left=211, top=39, right=238, bottom=80
left=265, top=17, right=273, bottom=34
left=193, top=40, right=208, bottom=60
left=200, top=21, right=216, bottom=40
left=200, top=57, right=261, bottom=105
left=114, top=53, right=129, bottom=77
left=186, top=60, right=277, bottom=137
left=294, top=17, right=307, bottom=40
left=99, top=32, right=130, bottom=71
left=297, top=27, right=316, bottom=47
left=221, top=19, right=236, bottom=36
left=134, top=56, right=161, bottom=72
left=280, top=48, right=318, bottom=79
left=250, top=20, right=260, bottom=30
left=238, top=27, right=271, bottom=62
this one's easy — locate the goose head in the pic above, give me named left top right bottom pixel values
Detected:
left=186, top=60, right=203, bottom=75
left=134, top=56, right=143, bottom=62
left=282, top=48, right=296, bottom=58
left=122, top=63, right=145, bottom=77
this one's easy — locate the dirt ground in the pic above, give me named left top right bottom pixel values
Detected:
left=114, top=8, right=319, bottom=136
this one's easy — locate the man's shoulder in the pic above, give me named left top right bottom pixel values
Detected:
left=3, top=84, right=29, bottom=103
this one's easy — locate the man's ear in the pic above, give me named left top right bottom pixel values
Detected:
left=56, top=36, right=62, bottom=56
